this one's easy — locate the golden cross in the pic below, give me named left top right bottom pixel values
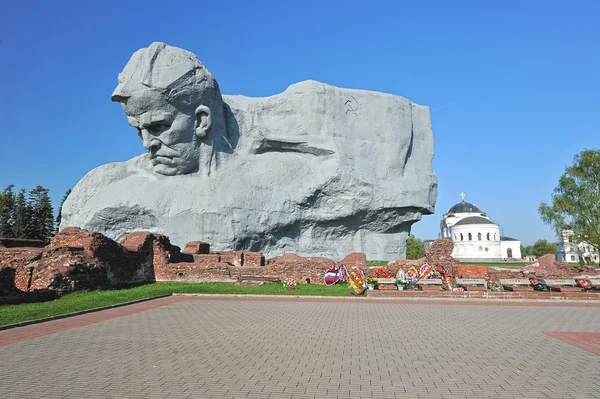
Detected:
left=460, top=192, right=466, bottom=202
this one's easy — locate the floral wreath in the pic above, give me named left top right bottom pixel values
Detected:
left=407, top=266, right=420, bottom=282
left=442, top=276, right=455, bottom=290
left=348, top=267, right=366, bottom=295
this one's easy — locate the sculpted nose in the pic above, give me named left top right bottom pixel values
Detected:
left=140, top=130, right=161, bottom=154
left=145, top=139, right=161, bottom=155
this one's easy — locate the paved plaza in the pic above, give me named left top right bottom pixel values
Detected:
left=1, top=296, right=599, bottom=399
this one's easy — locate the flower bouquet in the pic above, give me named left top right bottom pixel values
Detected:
left=366, top=276, right=378, bottom=290
left=529, top=277, right=548, bottom=291
left=487, top=279, right=503, bottom=291
left=395, top=275, right=408, bottom=290
left=283, top=277, right=297, bottom=290
left=577, top=279, right=592, bottom=289
left=371, top=267, right=391, bottom=279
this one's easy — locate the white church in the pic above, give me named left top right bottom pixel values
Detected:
left=439, top=194, right=521, bottom=260
left=556, top=229, right=599, bottom=264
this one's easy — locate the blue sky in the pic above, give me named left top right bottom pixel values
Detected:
left=1, top=0, right=598, bottom=246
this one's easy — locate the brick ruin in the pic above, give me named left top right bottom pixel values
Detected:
left=1, top=231, right=598, bottom=303
left=0, top=228, right=352, bottom=301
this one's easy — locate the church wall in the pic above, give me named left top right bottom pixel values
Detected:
left=500, top=240, right=521, bottom=259
left=557, top=240, right=598, bottom=263
left=449, top=224, right=502, bottom=259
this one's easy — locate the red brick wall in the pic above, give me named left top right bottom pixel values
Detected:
left=183, top=241, right=210, bottom=255
left=154, top=262, right=232, bottom=281
left=242, top=252, right=264, bottom=267
left=217, top=252, right=243, bottom=266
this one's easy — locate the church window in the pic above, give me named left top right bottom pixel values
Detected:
left=453, top=234, right=456, bottom=240
left=487, top=233, right=490, bottom=240
left=468, top=233, right=472, bottom=241
left=507, top=248, right=513, bottom=258
left=460, top=233, right=463, bottom=241
left=477, top=232, right=482, bottom=241
left=571, top=255, right=575, bottom=261
left=494, top=233, right=497, bottom=240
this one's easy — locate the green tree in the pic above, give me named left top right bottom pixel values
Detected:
left=0, top=185, right=16, bottom=237
left=28, top=185, right=54, bottom=241
left=539, top=149, right=600, bottom=251
left=531, top=239, right=557, bottom=258
left=406, top=235, right=425, bottom=259
left=56, top=188, right=72, bottom=227
left=12, top=189, right=34, bottom=239
left=520, top=245, right=529, bottom=257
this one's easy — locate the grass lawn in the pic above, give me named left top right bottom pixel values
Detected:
left=459, top=262, right=528, bottom=268
left=0, top=282, right=351, bottom=327
left=366, top=261, right=388, bottom=266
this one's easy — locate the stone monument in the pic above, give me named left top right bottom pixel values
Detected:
left=61, top=42, right=437, bottom=259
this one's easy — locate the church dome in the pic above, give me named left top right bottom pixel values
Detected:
left=447, top=201, right=483, bottom=214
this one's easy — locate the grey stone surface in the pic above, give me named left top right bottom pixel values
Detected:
left=60, top=42, right=437, bottom=260
left=1, top=297, right=600, bottom=399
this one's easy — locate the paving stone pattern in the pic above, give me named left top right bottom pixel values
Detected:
left=1, top=297, right=599, bottom=398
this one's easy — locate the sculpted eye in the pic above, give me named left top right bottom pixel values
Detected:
left=148, top=123, right=170, bottom=133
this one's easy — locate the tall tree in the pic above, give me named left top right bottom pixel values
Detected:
left=0, top=185, right=16, bottom=237
left=539, top=149, right=600, bottom=250
left=13, top=189, right=34, bottom=239
left=406, top=235, right=425, bottom=259
left=56, top=188, right=72, bottom=227
left=531, top=239, right=557, bottom=258
left=28, top=185, right=54, bottom=241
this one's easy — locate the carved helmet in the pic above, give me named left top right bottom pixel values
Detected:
left=111, top=42, right=222, bottom=111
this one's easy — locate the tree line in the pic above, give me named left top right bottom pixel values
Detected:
left=0, top=185, right=71, bottom=242
left=539, top=148, right=600, bottom=252
left=520, top=240, right=556, bottom=258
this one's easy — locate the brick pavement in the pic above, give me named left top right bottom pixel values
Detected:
left=1, top=296, right=599, bottom=398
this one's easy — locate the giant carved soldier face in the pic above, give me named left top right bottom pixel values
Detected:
left=111, top=42, right=223, bottom=176
left=119, top=90, right=212, bottom=176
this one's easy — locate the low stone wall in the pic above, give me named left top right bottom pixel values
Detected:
left=0, top=228, right=273, bottom=295
left=1, top=233, right=599, bottom=303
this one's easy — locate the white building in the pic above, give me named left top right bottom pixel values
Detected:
left=440, top=194, right=521, bottom=260
left=556, top=229, right=598, bottom=264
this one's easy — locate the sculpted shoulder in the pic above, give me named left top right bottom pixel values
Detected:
left=65, top=156, right=151, bottom=209
left=81, top=155, right=150, bottom=185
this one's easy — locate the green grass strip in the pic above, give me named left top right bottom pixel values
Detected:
left=366, top=261, right=388, bottom=266
left=0, top=282, right=351, bottom=327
